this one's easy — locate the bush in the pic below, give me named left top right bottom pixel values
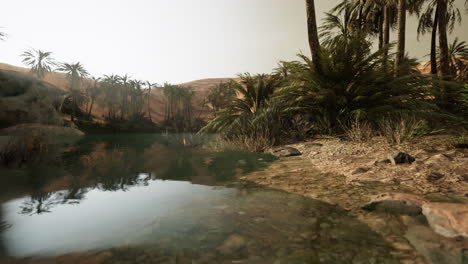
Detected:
left=450, top=133, right=468, bottom=149
left=341, top=117, right=374, bottom=142
left=378, top=114, right=425, bottom=145
left=0, top=130, right=54, bottom=167
left=201, top=74, right=288, bottom=151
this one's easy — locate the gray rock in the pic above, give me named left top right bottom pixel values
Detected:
left=363, top=193, right=428, bottom=215
left=269, top=147, right=302, bottom=157
left=388, top=151, right=415, bottom=165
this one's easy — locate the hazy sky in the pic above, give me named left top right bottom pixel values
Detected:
left=1, top=0, right=467, bottom=84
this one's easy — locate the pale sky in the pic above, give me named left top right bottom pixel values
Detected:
left=1, top=0, right=467, bottom=84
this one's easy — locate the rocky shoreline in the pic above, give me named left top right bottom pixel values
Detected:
left=239, top=135, right=468, bottom=264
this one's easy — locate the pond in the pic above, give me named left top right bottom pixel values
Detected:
left=0, top=134, right=399, bottom=264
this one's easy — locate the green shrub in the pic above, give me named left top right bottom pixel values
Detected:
left=201, top=74, right=288, bottom=151
left=450, top=133, right=468, bottom=149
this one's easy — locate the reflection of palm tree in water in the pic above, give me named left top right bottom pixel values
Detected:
left=0, top=209, right=12, bottom=258
left=20, top=192, right=54, bottom=215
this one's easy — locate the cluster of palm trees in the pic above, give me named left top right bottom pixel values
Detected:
left=306, top=0, right=467, bottom=77
left=18, top=48, right=201, bottom=129
left=202, top=0, right=467, bottom=150
left=160, top=83, right=194, bottom=122
left=19, top=48, right=158, bottom=124
left=97, top=74, right=154, bottom=122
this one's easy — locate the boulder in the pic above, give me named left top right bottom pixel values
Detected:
left=388, top=151, right=415, bottom=165
left=422, top=203, right=468, bottom=238
left=363, top=192, right=428, bottom=215
left=269, top=147, right=302, bottom=157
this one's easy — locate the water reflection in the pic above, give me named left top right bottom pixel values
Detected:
left=0, top=134, right=398, bottom=263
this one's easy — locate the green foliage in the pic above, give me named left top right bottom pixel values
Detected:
left=207, top=81, right=236, bottom=114
left=276, top=30, right=435, bottom=134
left=447, top=37, right=468, bottom=82
left=0, top=70, right=65, bottom=128
left=450, top=132, right=468, bottom=148
left=201, top=74, right=287, bottom=151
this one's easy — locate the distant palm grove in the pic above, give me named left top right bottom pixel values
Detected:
left=0, top=0, right=467, bottom=150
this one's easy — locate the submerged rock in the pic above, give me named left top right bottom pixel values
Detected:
left=388, top=151, right=415, bottom=165
left=363, top=193, right=427, bottom=215
left=217, top=234, right=247, bottom=255
left=269, top=147, right=302, bottom=157
left=0, top=123, right=84, bottom=137
left=422, top=203, right=468, bottom=238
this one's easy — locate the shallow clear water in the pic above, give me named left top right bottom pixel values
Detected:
left=0, top=134, right=398, bottom=263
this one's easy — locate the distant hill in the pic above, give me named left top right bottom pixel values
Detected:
left=0, top=63, right=234, bottom=122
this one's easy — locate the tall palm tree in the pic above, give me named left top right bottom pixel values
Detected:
left=146, top=81, right=157, bottom=122
left=102, top=74, right=121, bottom=120
left=128, top=80, right=145, bottom=118
left=87, top=76, right=101, bottom=119
left=306, top=0, right=322, bottom=74
left=418, top=0, right=461, bottom=75
left=393, top=0, right=425, bottom=74
left=119, top=74, right=131, bottom=120
left=394, top=0, right=407, bottom=74
left=21, top=49, right=56, bottom=79
left=57, top=62, right=89, bottom=122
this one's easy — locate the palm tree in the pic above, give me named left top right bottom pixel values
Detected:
left=57, top=62, right=89, bottom=122
left=21, top=49, right=56, bottom=79
left=393, top=0, right=426, bottom=74
left=146, top=81, right=157, bottom=122
left=278, top=22, right=434, bottom=133
left=0, top=29, right=6, bottom=41
left=119, top=74, right=131, bottom=120
left=394, top=0, right=407, bottom=74
left=128, top=80, right=145, bottom=118
left=445, top=37, right=468, bottom=81
left=207, top=82, right=236, bottom=115
left=101, top=74, right=121, bottom=120
left=306, top=0, right=322, bottom=74
left=87, top=77, right=101, bottom=119
left=201, top=74, right=285, bottom=149
left=418, top=0, right=462, bottom=75
left=202, top=74, right=283, bottom=130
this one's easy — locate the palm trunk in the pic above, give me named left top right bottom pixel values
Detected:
left=305, top=0, right=322, bottom=74
left=88, top=97, right=95, bottom=119
left=394, top=0, right=406, bottom=75
left=147, top=88, right=152, bottom=122
left=437, top=0, right=450, bottom=78
left=430, top=6, right=439, bottom=75
left=383, top=5, right=390, bottom=69
left=71, top=96, right=76, bottom=122
left=378, top=11, right=384, bottom=49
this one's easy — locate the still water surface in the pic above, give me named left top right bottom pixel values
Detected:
left=0, top=134, right=398, bottom=263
